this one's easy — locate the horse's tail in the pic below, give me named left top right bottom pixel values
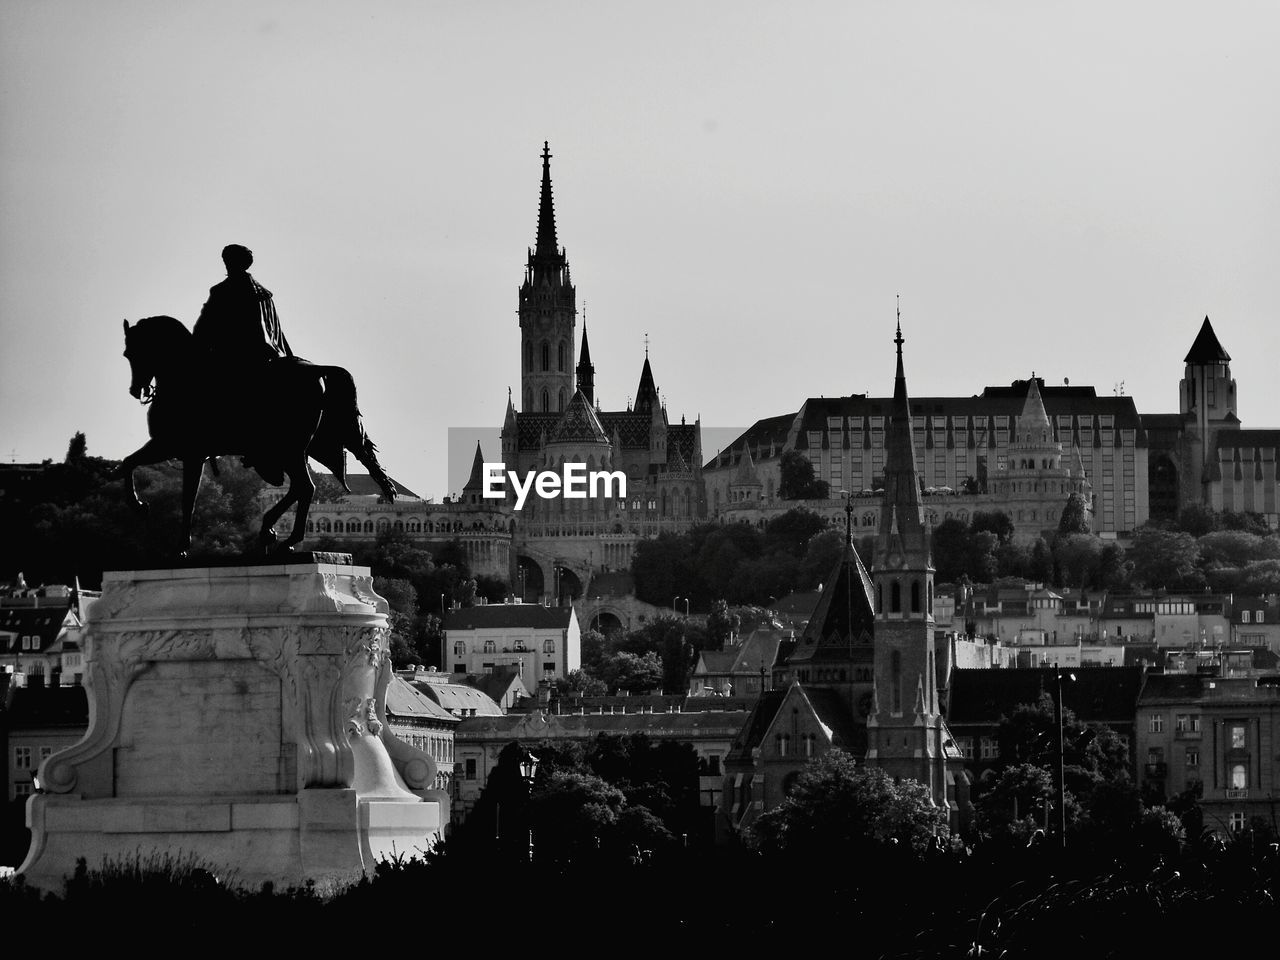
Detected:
left=317, top=366, right=397, bottom=502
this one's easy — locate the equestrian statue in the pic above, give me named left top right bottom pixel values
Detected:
left=118, top=244, right=396, bottom=557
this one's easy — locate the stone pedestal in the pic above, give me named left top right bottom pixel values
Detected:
left=19, top=561, right=445, bottom=892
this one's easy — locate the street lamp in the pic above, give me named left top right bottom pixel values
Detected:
left=518, top=748, right=539, bottom=863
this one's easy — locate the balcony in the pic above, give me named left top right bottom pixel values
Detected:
left=1226, top=789, right=1249, bottom=800
left=1174, top=728, right=1202, bottom=740
left=1143, top=762, right=1168, bottom=778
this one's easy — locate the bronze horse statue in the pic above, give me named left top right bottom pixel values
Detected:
left=119, top=315, right=396, bottom=557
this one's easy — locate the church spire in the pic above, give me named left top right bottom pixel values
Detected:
left=576, top=321, right=595, bottom=405
left=534, top=141, right=559, bottom=262
left=879, top=320, right=924, bottom=541
left=635, top=354, right=659, bottom=415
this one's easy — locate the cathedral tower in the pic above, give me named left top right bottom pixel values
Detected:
left=866, top=322, right=967, bottom=823
left=519, top=142, right=577, bottom=414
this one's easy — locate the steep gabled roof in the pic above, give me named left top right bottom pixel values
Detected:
left=790, top=529, right=875, bottom=664
left=1184, top=316, right=1231, bottom=364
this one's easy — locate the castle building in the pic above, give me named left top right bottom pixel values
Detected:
left=708, top=316, right=1278, bottom=535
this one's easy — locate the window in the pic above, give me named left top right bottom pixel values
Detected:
left=543, top=662, right=556, bottom=673
left=776, top=734, right=790, bottom=757
left=482, top=640, right=496, bottom=653
left=1241, top=611, right=1251, bottom=624
left=980, top=737, right=999, bottom=760
left=891, top=651, right=902, bottom=713
left=804, top=735, right=815, bottom=758
left=891, top=581, right=901, bottom=613
left=39, top=746, right=53, bottom=761
left=542, top=639, right=555, bottom=654
left=14, top=782, right=33, bottom=798
left=708, top=755, right=721, bottom=776
left=958, top=737, right=974, bottom=759
left=1184, top=747, right=1199, bottom=767
left=1229, top=812, right=1247, bottom=832
left=1175, top=714, right=1200, bottom=733
left=453, top=663, right=465, bottom=673
left=1230, top=724, right=1246, bottom=750
left=1230, top=764, right=1247, bottom=790
left=15, top=746, right=32, bottom=769
left=464, top=758, right=477, bottom=780
left=1148, top=713, right=1164, bottom=733
left=541, top=342, right=549, bottom=371
left=558, top=340, right=566, bottom=372
left=453, top=641, right=465, bottom=656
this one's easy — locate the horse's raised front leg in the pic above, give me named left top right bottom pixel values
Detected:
left=178, top=456, right=204, bottom=559
left=116, top=438, right=174, bottom=515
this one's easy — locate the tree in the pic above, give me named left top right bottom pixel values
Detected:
left=1029, top=537, right=1053, bottom=584
left=555, top=669, right=607, bottom=698
left=65, top=432, right=87, bottom=462
left=705, top=600, right=740, bottom=651
left=778, top=450, right=829, bottom=500
left=630, top=531, right=692, bottom=607
left=1053, top=534, right=1101, bottom=588
left=1197, top=530, right=1280, bottom=568
left=971, top=511, right=1014, bottom=544
left=931, top=518, right=971, bottom=583
left=597, top=650, right=663, bottom=694
left=801, top=528, right=846, bottom=587
left=1057, top=493, right=1091, bottom=535
left=748, top=750, right=947, bottom=857
left=966, top=530, right=1000, bottom=583
left=1129, top=528, right=1203, bottom=590
left=763, top=508, right=827, bottom=557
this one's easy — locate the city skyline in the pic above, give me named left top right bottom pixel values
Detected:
left=2, top=2, right=1277, bottom=499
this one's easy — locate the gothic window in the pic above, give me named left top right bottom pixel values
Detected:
left=911, top=580, right=920, bottom=613
left=891, top=651, right=902, bottom=713
left=777, top=734, right=790, bottom=757
left=347, top=520, right=360, bottom=532
left=558, top=340, right=566, bottom=372
left=524, top=387, right=533, bottom=411
left=542, top=388, right=550, bottom=412
left=891, top=581, right=901, bottom=613
left=453, top=641, right=465, bottom=656
left=525, top=340, right=533, bottom=372
left=876, top=583, right=883, bottom=613
left=558, top=388, right=566, bottom=412
left=541, top=341, right=549, bottom=371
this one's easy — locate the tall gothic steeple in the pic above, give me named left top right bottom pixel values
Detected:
left=875, top=320, right=930, bottom=566
left=867, top=320, right=966, bottom=825
left=519, top=141, right=577, bottom=414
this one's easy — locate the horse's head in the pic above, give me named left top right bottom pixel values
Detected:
left=123, top=316, right=189, bottom=400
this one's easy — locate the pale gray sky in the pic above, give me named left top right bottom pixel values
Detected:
left=3, top=1, right=1277, bottom=498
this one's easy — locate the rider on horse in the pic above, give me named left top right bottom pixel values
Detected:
left=194, top=244, right=293, bottom=365
left=193, top=244, right=295, bottom=481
